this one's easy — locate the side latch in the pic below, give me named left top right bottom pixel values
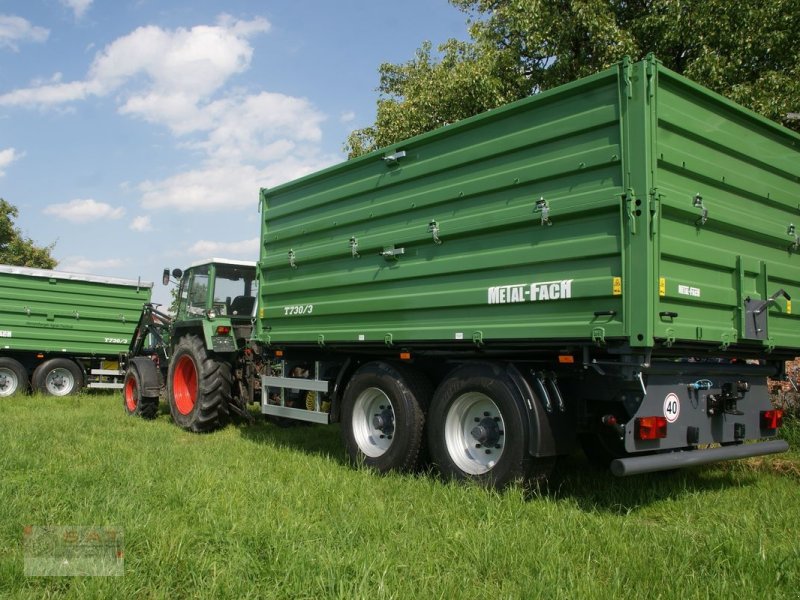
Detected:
left=535, top=197, right=552, bottom=226
left=788, top=224, right=799, bottom=251
left=428, top=220, right=443, bottom=245
left=693, top=194, right=707, bottom=226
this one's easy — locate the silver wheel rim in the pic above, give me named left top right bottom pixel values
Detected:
left=0, top=367, right=19, bottom=396
left=45, top=368, right=75, bottom=396
left=352, top=387, right=395, bottom=458
left=444, top=392, right=505, bottom=475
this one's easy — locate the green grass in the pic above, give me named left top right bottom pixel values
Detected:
left=1, top=394, right=799, bottom=599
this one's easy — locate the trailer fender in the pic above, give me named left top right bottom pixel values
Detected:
left=328, top=357, right=356, bottom=423
left=129, top=357, right=161, bottom=397
left=505, top=363, right=575, bottom=458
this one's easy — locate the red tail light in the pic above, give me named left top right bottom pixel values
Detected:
left=635, top=416, right=668, bottom=440
left=761, top=409, right=784, bottom=430
left=215, top=325, right=231, bottom=335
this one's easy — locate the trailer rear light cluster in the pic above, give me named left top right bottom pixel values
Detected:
left=635, top=416, right=668, bottom=440
left=215, top=325, right=231, bottom=335
left=761, top=409, right=784, bottom=430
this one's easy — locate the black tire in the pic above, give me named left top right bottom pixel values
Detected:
left=122, top=359, right=159, bottom=420
left=341, top=362, right=431, bottom=473
left=0, top=357, right=28, bottom=396
left=167, top=334, right=231, bottom=432
left=32, top=358, right=84, bottom=396
left=428, top=362, right=552, bottom=489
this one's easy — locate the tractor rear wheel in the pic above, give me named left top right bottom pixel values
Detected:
left=167, top=334, right=231, bottom=432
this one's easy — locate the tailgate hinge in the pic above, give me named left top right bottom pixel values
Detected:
left=591, top=327, right=606, bottom=346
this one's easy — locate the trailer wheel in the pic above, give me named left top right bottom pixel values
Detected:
left=341, top=362, right=430, bottom=473
left=123, top=359, right=159, bottom=420
left=32, top=358, right=84, bottom=396
left=167, top=334, right=231, bottom=432
left=0, top=358, right=28, bottom=396
left=428, top=363, right=552, bottom=489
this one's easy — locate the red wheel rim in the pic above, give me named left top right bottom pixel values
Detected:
left=124, top=377, right=137, bottom=412
left=173, top=355, right=197, bottom=415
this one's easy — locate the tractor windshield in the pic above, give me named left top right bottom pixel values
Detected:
left=212, top=265, right=258, bottom=318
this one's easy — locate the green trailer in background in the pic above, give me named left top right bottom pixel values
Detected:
left=127, top=56, right=797, bottom=488
left=0, top=265, right=152, bottom=396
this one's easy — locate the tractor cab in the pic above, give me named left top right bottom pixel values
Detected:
left=168, top=258, right=258, bottom=322
left=165, top=258, right=258, bottom=355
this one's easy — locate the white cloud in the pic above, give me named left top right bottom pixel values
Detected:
left=0, top=15, right=49, bottom=51
left=0, top=15, right=270, bottom=109
left=130, top=215, right=152, bottom=232
left=60, top=0, right=93, bottom=20
left=138, top=153, right=334, bottom=213
left=187, top=237, right=259, bottom=259
left=0, top=147, right=22, bottom=177
left=57, top=257, right=124, bottom=274
left=184, top=92, right=325, bottom=161
left=1, top=14, right=335, bottom=215
left=43, top=199, right=125, bottom=223
left=340, top=111, right=356, bottom=123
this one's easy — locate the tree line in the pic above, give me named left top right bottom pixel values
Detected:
left=346, top=0, right=800, bottom=157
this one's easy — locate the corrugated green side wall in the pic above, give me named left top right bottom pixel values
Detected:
left=0, top=268, right=152, bottom=356
left=258, top=67, right=627, bottom=346
left=257, top=57, right=800, bottom=355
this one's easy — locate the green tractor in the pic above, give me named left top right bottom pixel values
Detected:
left=122, top=259, right=260, bottom=431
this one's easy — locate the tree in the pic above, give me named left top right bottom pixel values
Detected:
left=346, top=0, right=800, bottom=157
left=0, top=199, right=57, bottom=269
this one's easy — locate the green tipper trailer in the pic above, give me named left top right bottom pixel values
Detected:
left=0, top=265, right=152, bottom=396
left=125, top=56, right=796, bottom=488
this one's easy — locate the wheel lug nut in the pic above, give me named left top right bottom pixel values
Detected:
left=494, top=416, right=500, bottom=422
left=475, top=443, right=482, bottom=448
left=474, top=417, right=480, bottom=422
left=495, top=445, right=502, bottom=449
left=485, top=449, right=491, bottom=454
left=379, top=434, right=385, bottom=439
left=483, top=411, right=490, bottom=417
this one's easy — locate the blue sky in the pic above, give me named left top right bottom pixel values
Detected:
left=0, top=0, right=468, bottom=305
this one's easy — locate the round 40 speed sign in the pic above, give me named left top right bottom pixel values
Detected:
left=663, top=393, right=680, bottom=423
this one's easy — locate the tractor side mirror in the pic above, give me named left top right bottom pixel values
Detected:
left=171, top=268, right=183, bottom=279
left=162, top=269, right=170, bottom=286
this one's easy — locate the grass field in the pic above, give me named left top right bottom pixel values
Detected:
left=1, top=393, right=798, bottom=599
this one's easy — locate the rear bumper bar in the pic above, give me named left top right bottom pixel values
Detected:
left=610, top=439, right=789, bottom=477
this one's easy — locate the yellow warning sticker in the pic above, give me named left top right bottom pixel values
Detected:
left=787, top=300, right=792, bottom=315
left=659, top=277, right=666, bottom=297
left=612, top=277, right=622, bottom=296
